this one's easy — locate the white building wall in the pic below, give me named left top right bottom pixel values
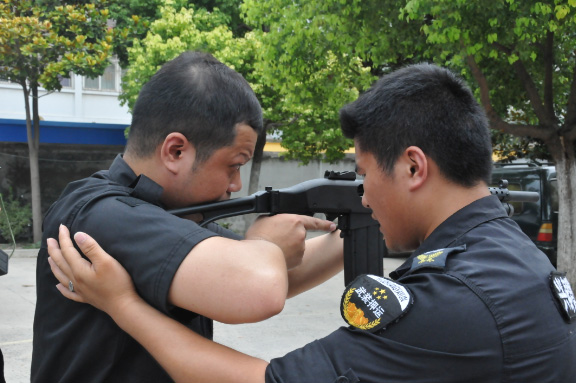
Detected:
left=0, top=64, right=131, bottom=125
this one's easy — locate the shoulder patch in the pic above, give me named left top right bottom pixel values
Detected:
left=341, top=274, right=413, bottom=333
left=550, top=271, right=576, bottom=323
left=409, top=245, right=466, bottom=273
left=116, top=196, right=149, bottom=208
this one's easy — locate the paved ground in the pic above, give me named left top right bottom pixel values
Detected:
left=0, top=248, right=405, bottom=382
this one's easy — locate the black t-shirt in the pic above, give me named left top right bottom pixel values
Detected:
left=266, top=196, right=576, bottom=383
left=32, top=155, right=241, bottom=382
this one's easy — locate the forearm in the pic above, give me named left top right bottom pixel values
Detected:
left=287, top=230, right=343, bottom=298
left=110, top=295, right=268, bottom=383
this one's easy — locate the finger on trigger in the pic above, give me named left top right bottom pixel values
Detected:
left=304, top=216, right=337, bottom=232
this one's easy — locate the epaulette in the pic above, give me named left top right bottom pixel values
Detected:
left=407, top=245, right=466, bottom=274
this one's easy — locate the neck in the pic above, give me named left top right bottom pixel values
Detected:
left=419, top=180, right=490, bottom=242
left=123, top=152, right=162, bottom=183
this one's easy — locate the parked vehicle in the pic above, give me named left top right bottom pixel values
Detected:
left=491, top=161, right=558, bottom=266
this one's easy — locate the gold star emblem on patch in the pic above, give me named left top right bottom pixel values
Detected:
left=374, top=287, right=387, bottom=300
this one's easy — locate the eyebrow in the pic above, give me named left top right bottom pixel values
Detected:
left=236, top=152, right=252, bottom=162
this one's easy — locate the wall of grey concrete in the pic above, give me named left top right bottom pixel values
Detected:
left=225, top=152, right=356, bottom=234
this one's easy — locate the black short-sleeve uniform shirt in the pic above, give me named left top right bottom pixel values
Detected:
left=266, top=196, right=576, bottom=383
left=32, top=155, right=241, bottom=382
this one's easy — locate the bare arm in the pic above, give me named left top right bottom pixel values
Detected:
left=287, top=230, right=344, bottom=298
left=168, top=214, right=337, bottom=324
left=48, top=225, right=268, bottom=383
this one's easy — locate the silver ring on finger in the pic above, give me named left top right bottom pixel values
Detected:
left=68, top=280, right=75, bottom=292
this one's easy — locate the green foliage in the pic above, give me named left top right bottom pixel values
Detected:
left=118, top=1, right=292, bottom=151
left=0, top=0, right=114, bottom=91
left=399, top=0, right=576, bottom=129
left=119, top=2, right=251, bottom=110
left=118, top=0, right=575, bottom=164
left=0, top=190, right=32, bottom=243
left=241, top=0, right=404, bottom=163
left=240, top=0, right=449, bottom=163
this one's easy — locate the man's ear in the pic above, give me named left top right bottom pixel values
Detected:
left=402, top=146, right=428, bottom=192
left=160, top=133, right=194, bottom=174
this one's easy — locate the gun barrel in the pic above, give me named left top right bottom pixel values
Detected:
left=507, top=191, right=540, bottom=202
left=489, top=187, right=540, bottom=203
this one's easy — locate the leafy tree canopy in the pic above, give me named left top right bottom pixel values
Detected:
left=401, top=0, right=576, bottom=136
left=119, top=0, right=294, bottom=150
left=0, top=0, right=114, bottom=91
left=0, top=0, right=116, bottom=242
left=119, top=1, right=251, bottom=110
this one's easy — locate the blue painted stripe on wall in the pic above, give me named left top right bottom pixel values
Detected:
left=0, top=118, right=128, bottom=145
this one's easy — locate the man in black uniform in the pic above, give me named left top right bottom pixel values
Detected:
left=47, top=63, right=576, bottom=382
left=32, top=51, right=342, bottom=382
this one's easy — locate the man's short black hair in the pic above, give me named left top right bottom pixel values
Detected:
left=127, top=51, right=263, bottom=163
left=340, top=63, right=492, bottom=187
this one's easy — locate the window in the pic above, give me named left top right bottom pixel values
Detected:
left=58, top=75, right=72, bottom=88
left=0, top=72, right=12, bottom=83
left=84, top=59, right=122, bottom=92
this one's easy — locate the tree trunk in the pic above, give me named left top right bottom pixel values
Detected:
left=551, top=135, right=576, bottom=292
left=242, top=124, right=268, bottom=233
left=24, top=84, right=43, bottom=243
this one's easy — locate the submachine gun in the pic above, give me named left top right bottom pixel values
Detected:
left=170, top=172, right=539, bottom=286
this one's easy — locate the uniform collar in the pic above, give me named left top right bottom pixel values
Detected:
left=108, top=154, right=164, bottom=206
left=390, top=195, right=509, bottom=280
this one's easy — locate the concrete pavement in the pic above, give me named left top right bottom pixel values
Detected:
left=0, top=248, right=405, bottom=383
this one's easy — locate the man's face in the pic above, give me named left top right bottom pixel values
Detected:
left=166, top=123, right=257, bottom=208
left=355, top=144, right=418, bottom=253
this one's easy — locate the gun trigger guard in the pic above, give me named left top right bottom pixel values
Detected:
left=325, top=213, right=339, bottom=222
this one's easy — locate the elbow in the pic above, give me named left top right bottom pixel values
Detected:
left=253, top=289, right=286, bottom=322
left=228, top=269, right=288, bottom=324
left=248, top=269, right=288, bottom=322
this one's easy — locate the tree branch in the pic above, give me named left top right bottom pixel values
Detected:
left=466, top=54, right=506, bottom=125
left=492, top=42, right=554, bottom=127
left=490, top=119, right=552, bottom=141
left=543, top=31, right=555, bottom=118
left=466, top=54, right=553, bottom=142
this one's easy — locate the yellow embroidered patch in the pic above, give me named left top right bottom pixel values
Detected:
left=340, top=275, right=412, bottom=333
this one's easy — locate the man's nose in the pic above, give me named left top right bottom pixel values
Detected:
left=361, top=194, right=370, bottom=209
left=227, top=172, right=242, bottom=193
